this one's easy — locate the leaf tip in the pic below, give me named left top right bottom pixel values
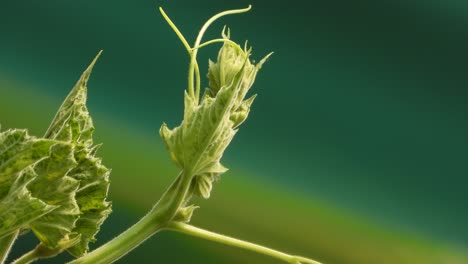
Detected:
left=256, top=52, right=273, bottom=70
left=86, top=50, right=103, bottom=73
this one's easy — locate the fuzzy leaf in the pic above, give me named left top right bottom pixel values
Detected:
left=0, top=52, right=111, bottom=255
left=44, top=52, right=102, bottom=147
left=160, top=31, right=270, bottom=200
left=42, top=52, right=111, bottom=256
left=0, top=167, right=54, bottom=238
left=28, top=143, right=80, bottom=248
left=0, top=129, right=55, bottom=196
left=0, top=129, right=63, bottom=238
left=160, top=88, right=238, bottom=176
left=66, top=145, right=111, bottom=257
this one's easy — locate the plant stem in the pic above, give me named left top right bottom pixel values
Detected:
left=68, top=172, right=194, bottom=264
left=158, top=7, right=191, bottom=52
left=159, top=5, right=251, bottom=105
left=159, top=7, right=200, bottom=100
left=67, top=7, right=256, bottom=263
left=0, top=230, right=18, bottom=264
left=166, top=222, right=322, bottom=264
left=192, top=38, right=245, bottom=55
left=67, top=208, right=164, bottom=264
left=189, top=5, right=252, bottom=104
left=12, top=243, right=63, bottom=264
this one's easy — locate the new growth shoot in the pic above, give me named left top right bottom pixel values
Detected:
left=0, top=5, right=321, bottom=264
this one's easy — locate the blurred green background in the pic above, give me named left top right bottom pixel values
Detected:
left=1, top=0, right=468, bottom=263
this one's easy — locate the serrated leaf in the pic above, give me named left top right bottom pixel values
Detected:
left=160, top=32, right=270, bottom=200
left=162, top=89, right=235, bottom=195
left=0, top=166, right=55, bottom=238
left=44, top=51, right=102, bottom=147
left=0, top=52, right=111, bottom=256
left=28, top=143, right=80, bottom=248
left=160, top=73, right=242, bottom=177
left=41, top=52, right=111, bottom=256
left=0, top=129, right=56, bottom=197
left=66, top=145, right=111, bottom=257
left=0, top=129, right=60, bottom=238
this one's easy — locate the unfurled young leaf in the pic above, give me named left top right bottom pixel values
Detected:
left=160, top=31, right=271, bottom=200
left=43, top=51, right=112, bottom=256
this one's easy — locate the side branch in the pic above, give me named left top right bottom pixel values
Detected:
left=166, top=222, right=322, bottom=264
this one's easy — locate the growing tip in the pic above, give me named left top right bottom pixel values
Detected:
left=159, top=6, right=169, bottom=18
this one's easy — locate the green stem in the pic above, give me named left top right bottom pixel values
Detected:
left=189, top=5, right=252, bottom=104
left=67, top=209, right=164, bottom=264
left=159, top=6, right=201, bottom=104
left=68, top=7, right=256, bottom=264
left=166, top=222, right=322, bottom=264
left=158, top=7, right=191, bottom=53
left=0, top=230, right=18, bottom=264
left=68, top=172, right=194, bottom=264
left=192, top=38, right=245, bottom=55
left=159, top=5, right=251, bottom=105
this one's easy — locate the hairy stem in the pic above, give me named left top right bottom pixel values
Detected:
left=68, top=172, right=193, bottom=264
left=166, top=222, right=322, bottom=264
left=67, top=209, right=164, bottom=264
left=0, top=230, right=18, bottom=264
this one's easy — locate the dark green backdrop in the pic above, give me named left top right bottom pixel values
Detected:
left=1, top=0, right=467, bottom=263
